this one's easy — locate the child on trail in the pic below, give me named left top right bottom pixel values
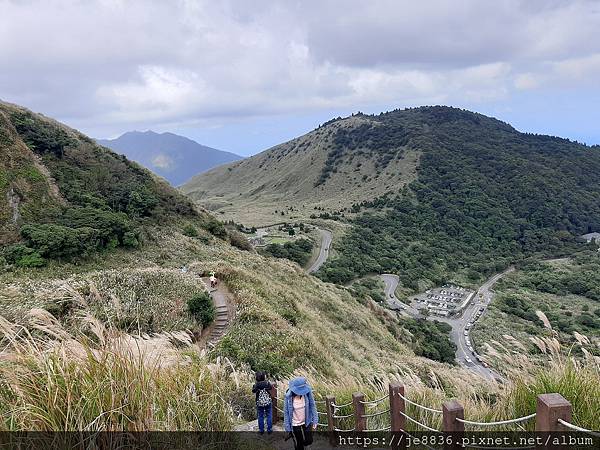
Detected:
left=209, top=271, right=217, bottom=289
left=252, top=371, right=273, bottom=434
left=283, top=377, right=318, bottom=450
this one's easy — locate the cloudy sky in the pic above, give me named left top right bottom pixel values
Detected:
left=1, top=0, right=599, bottom=155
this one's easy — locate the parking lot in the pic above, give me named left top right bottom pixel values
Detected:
left=410, top=284, right=474, bottom=317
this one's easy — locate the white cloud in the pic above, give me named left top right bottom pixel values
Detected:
left=0, top=0, right=598, bottom=136
left=151, top=153, right=175, bottom=170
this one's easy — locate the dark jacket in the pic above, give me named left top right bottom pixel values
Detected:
left=252, top=380, right=272, bottom=403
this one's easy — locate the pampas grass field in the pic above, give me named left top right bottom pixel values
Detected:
left=1, top=227, right=598, bottom=432
left=1, top=308, right=598, bottom=431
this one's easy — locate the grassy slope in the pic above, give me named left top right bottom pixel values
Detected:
left=472, top=256, right=600, bottom=373
left=1, top=223, right=487, bottom=384
left=182, top=116, right=419, bottom=226
left=1, top=105, right=598, bottom=430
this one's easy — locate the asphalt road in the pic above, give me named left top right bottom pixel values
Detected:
left=380, top=274, right=419, bottom=315
left=381, top=269, right=514, bottom=381
left=307, top=228, right=332, bottom=273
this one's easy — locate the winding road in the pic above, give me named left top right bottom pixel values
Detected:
left=380, top=269, right=514, bottom=381
left=259, top=224, right=508, bottom=380
left=380, top=274, right=418, bottom=315
left=307, top=228, right=332, bottom=273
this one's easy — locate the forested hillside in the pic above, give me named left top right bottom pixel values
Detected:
left=317, top=107, right=600, bottom=287
left=0, top=101, right=216, bottom=267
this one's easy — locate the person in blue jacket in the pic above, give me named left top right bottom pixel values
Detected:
left=283, top=377, right=318, bottom=450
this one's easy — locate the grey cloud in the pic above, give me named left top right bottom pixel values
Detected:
left=0, top=0, right=598, bottom=137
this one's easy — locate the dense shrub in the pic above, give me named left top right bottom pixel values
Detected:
left=20, top=224, right=97, bottom=258
left=187, top=292, right=216, bottom=327
left=10, top=110, right=75, bottom=157
left=183, top=224, right=199, bottom=237
left=60, top=207, right=133, bottom=245
left=2, top=244, right=46, bottom=267
left=229, top=231, right=252, bottom=251
left=261, top=239, right=313, bottom=266
left=401, top=318, right=456, bottom=364
left=205, top=218, right=227, bottom=239
left=126, top=187, right=159, bottom=217
left=497, top=294, right=540, bottom=324
left=350, top=278, right=385, bottom=303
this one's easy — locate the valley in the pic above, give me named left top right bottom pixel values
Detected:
left=1, top=102, right=599, bottom=433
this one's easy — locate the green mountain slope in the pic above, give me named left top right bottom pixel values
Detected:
left=0, top=101, right=200, bottom=266
left=0, top=101, right=467, bottom=381
left=184, top=106, right=600, bottom=288
left=319, top=107, right=600, bottom=286
left=182, top=115, right=420, bottom=225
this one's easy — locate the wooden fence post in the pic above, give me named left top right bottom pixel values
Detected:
left=326, top=395, right=337, bottom=447
left=389, top=383, right=405, bottom=433
left=536, top=393, right=571, bottom=431
left=269, top=384, right=278, bottom=424
left=442, top=400, right=464, bottom=433
left=353, top=392, right=367, bottom=432
left=443, top=400, right=464, bottom=450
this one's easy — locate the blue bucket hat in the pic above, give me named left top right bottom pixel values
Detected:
left=288, top=376, right=312, bottom=396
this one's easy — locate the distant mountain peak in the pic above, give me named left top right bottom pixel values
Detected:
left=98, top=131, right=242, bottom=186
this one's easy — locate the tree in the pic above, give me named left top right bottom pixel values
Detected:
left=187, top=292, right=216, bottom=327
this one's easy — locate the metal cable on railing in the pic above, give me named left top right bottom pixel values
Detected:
left=397, top=391, right=443, bottom=414
left=398, top=410, right=441, bottom=433
left=332, top=413, right=354, bottom=419
left=361, top=408, right=390, bottom=418
left=331, top=400, right=353, bottom=409
left=456, top=413, right=536, bottom=426
left=557, top=419, right=600, bottom=437
left=365, top=425, right=391, bottom=432
left=359, top=393, right=389, bottom=405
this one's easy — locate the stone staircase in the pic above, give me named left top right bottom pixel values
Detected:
left=200, top=277, right=233, bottom=347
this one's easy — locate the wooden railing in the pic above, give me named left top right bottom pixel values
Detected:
left=267, top=383, right=599, bottom=443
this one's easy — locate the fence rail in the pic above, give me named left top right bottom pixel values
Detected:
left=557, top=418, right=600, bottom=437
left=266, top=383, right=595, bottom=446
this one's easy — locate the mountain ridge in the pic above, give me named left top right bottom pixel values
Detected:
left=98, top=130, right=242, bottom=186
left=183, top=105, right=600, bottom=287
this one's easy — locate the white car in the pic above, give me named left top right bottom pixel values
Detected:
left=465, top=357, right=472, bottom=364
left=464, top=331, right=468, bottom=336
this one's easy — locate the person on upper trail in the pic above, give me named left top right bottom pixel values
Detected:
left=209, top=271, right=217, bottom=289
left=283, top=376, right=318, bottom=450
left=252, top=371, right=273, bottom=434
